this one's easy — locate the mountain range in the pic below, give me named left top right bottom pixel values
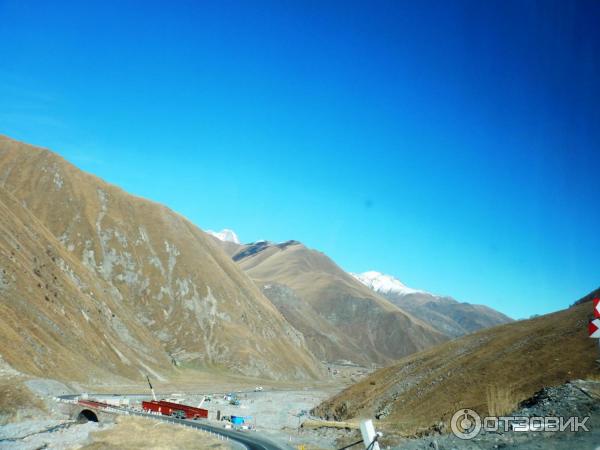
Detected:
left=209, top=234, right=512, bottom=364
left=0, top=134, right=513, bottom=382
left=228, top=240, right=447, bottom=365
left=0, top=135, right=320, bottom=381
left=353, top=271, right=513, bottom=337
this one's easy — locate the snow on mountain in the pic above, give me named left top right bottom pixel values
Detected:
left=207, top=229, right=240, bottom=244
left=351, top=271, right=426, bottom=296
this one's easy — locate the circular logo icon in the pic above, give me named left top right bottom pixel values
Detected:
left=450, top=409, right=482, bottom=440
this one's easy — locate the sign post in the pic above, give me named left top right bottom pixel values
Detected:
left=360, top=420, right=381, bottom=450
left=589, top=298, right=600, bottom=361
left=589, top=319, right=600, bottom=338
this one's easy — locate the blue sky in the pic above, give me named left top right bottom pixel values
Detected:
left=1, top=0, right=599, bottom=319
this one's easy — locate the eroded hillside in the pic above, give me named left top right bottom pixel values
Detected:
left=0, top=186, right=171, bottom=382
left=0, top=135, right=321, bottom=380
left=230, top=240, right=448, bottom=366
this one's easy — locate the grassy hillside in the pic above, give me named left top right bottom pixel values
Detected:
left=232, top=241, right=447, bottom=366
left=0, top=186, right=171, bottom=382
left=382, top=291, right=513, bottom=337
left=0, top=135, right=321, bottom=380
left=314, top=297, right=599, bottom=435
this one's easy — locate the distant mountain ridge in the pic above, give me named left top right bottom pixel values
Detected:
left=207, top=229, right=240, bottom=244
left=353, top=270, right=512, bottom=337
left=351, top=271, right=425, bottom=296
left=228, top=240, right=447, bottom=366
left=216, top=233, right=512, bottom=342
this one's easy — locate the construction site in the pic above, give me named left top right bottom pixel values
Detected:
left=44, top=376, right=346, bottom=450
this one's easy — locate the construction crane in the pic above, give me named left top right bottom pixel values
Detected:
left=146, top=375, right=157, bottom=401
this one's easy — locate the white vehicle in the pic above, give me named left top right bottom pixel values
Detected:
left=254, top=386, right=263, bottom=392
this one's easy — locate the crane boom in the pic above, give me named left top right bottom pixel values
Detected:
left=146, top=375, right=157, bottom=401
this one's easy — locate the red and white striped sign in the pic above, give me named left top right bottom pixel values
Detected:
left=589, top=319, right=600, bottom=338
left=594, top=297, right=600, bottom=318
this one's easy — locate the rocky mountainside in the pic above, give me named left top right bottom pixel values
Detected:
left=353, top=271, right=513, bottom=337
left=0, top=135, right=322, bottom=381
left=0, top=185, right=170, bottom=383
left=314, top=291, right=599, bottom=436
left=228, top=240, right=448, bottom=366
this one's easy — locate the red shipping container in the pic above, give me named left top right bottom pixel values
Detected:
left=142, top=400, right=208, bottom=419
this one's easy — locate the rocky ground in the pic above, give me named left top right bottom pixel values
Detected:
left=392, top=380, right=600, bottom=449
left=0, top=419, right=103, bottom=450
left=0, top=370, right=101, bottom=450
left=300, top=379, right=600, bottom=449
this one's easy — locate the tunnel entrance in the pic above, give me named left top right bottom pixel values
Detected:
left=77, top=409, right=99, bottom=423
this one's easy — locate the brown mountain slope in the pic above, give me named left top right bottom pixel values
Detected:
left=314, top=297, right=598, bottom=435
left=231, top=241, right=448, bottom=366
left=0, top=185, right=170, bottom=382
left=0, top=135, right=321, bottom=380
left=352, top=272, right=513, bottom=337
left=381, top=291, right=512, bottom=337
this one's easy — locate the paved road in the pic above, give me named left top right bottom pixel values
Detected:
left=163, top=416, right=285, bottom=450
left=59, top=394, right=288, bottom=450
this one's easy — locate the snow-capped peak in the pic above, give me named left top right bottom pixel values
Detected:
left=351, top=271, right=424, bottom=296
left=207, top=229, right=240, bottom=244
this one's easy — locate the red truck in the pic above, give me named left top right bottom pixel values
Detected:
left=142, top=400, right=208, bottom=420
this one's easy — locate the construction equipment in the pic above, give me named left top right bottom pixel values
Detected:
left=146, top=375, right=157, bottom=401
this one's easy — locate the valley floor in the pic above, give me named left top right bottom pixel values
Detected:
left=3, top=364, right=598, bottom=450
left=0, top=364, right=365, bottom=450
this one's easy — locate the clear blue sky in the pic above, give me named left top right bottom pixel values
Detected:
left=1, top=1, right=599, bottom=319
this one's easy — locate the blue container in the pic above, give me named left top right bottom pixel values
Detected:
left=231, top=416, right=244, bottom=425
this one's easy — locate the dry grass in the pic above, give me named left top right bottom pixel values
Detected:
left=237, top=240, right=447, bottom=366
left=315, top=300, right=600, bottom=435
left=301, top=419, right=359, bottom=430
left=0, top=377, right=46, bottom=424
left=82, top=416, right=230, bottom=450
left=0, top=134, right=323, bottom=383
left=486, top=385, right=518, bottom=416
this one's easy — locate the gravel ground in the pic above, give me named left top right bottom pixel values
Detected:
left=0, top=420, right=109, bottom=450
left=0, top=374, right=104, bottom=450
left=154, top=388, right=340, bottom=449
left=1, top=380, right=342, bottom=449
